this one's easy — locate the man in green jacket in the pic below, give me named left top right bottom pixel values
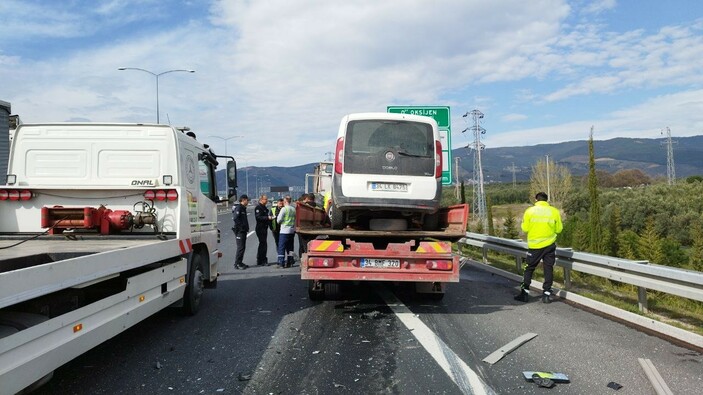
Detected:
left=515, top=192, right=563, bottom=303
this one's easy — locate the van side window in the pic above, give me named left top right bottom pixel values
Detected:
left=198, top=159, right=217, bottom=200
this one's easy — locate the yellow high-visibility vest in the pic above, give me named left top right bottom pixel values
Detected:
left=521, top=201, right=563, bottom=249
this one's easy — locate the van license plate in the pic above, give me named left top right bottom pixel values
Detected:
left=361, top=258, right=401, bottom=268
left=371, top=182, right=408, bottom=192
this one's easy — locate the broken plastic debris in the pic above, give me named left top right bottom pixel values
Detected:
left=237, top=373, right=252, bottom=381
left=531, top=374, right=554, bottom=388
left=154, top=361, right=162, bottom=369
left=607, top=381, right=623, bottom=390
left=312, top=350, right=320, bottom=354
left=361, top=340, right=370, bottom=343
left=333, top=383, right=346, bottom=388
left=216, top=389, right=225, bottom=392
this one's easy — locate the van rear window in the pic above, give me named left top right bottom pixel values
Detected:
left=344, top=120, right=434, bottom=176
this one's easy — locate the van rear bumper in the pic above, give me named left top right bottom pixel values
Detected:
left=332, top=177, right=441, bottom=214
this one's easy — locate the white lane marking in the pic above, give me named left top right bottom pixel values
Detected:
left=247, top=231, right=256, bottom=238
left=378, top=288, right=495, bottom=395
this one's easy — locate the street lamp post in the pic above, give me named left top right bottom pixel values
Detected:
left=118, top=67, right=195, bottom=123
left=208, top=135, right=243, bottom=157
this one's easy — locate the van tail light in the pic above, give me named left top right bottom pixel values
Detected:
left=435, top=140, right=442, bottom=178
left=334, top=137, right=344, bottom=175
left=144, top=189, right=178, bottom=201
left=0, top=189, right=34, bottom=201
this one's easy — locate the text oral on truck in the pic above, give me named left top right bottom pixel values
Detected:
left=0, top=123, right=237, bottom=394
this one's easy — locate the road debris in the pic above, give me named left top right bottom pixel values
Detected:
left=312, top=350, right=320, bottom=354
left=237, top=372, right=252, bottom=381
left=607, top=381, right=623, bottom=390
left=333, top=383, right=346, bottom=388
left=154, top=361, right=162, bottom=370
left=483, top=333, right=538, bottom=365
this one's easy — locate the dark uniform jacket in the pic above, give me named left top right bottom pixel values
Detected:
left=254, top=203, right=271, bottom=230
left=232, top=203, right=249, bottom=234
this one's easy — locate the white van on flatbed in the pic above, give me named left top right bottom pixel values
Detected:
left=330, top=112, right=442, bottom=230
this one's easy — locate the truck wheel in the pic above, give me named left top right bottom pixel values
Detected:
left=308, top=280, right=325, bottom=301
left=330, top=205, right=344, bottom=230
left=182, top=252, right=204, bottom=315
left=422, top=212, right=439, bottom=231
left=324, top=281, right=342, bottom=300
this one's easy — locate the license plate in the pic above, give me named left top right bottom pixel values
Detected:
left=371, top=182, right=408, bottom=192
left=361, top=258, right=401, bottom=268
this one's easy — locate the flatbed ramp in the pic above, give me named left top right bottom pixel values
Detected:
left=0, top=236, right=184, bottom=309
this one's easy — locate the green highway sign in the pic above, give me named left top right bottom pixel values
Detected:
left=387, top=106, right=452, bottom=185
left=387, top=106, right=450, bottom=128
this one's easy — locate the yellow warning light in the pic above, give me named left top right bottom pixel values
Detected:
left=180, top=277, right=186, bottom=283
left=139, top=295, right=145, bottom=302
left=73, top=324, right=83, bottom=333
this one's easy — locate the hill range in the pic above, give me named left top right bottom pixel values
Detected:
left=219, top=135, right=703, bottom=196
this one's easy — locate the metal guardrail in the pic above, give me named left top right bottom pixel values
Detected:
left=458, top=232, right=703, bottom=313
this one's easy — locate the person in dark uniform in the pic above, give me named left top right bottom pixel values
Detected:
left=254, top=194, right=272, bottom=265
left=232, top=194, right=250, bottom=270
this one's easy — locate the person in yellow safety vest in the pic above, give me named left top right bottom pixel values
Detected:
left=515, top=192, right=563, bottom=304
left=269, top=198, right=284, bottom=251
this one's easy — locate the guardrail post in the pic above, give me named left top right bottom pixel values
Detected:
left=482, top=246, right=488, bottom=264
left=635, top=260, right=649, bottom=313
left=638, top=287, right=648, bottom=313
left=563, top=267, right=571, bottom=290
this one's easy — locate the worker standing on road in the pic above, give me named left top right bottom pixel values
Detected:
left=270, top=198, right=284, bottom=251
left=515, top=192, right=563, bottom=303
left=254, top=194, right=272, bottom=266
left=233, top=194, right=250, bottom=270
left=277, top=195, right=296, bottom=268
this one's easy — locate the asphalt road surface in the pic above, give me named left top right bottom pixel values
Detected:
left=34, top=211, right=702, bottom=394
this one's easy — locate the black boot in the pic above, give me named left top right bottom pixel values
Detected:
left=542, top=290, right=553, bottom=304
left=514, top=290, right=528, bottom=302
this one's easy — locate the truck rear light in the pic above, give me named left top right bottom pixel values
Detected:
left=435, top=140, right=442, bottom=178
left=166, top=190, right=178, bottom=201
left=0, top=189, right=33, bottom=201
left=308, top=257, right=336, bottom=268
left=334, top=137, right=344, bottom=175
left=144, top=189, right=178, bottom=201
left=426, top=260, right=452, bottom=271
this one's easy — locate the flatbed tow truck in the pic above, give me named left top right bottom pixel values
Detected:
left=296, top=203, right=468, bottom=300
left=0, top=123, right=236, bottom=394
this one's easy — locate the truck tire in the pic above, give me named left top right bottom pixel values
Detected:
left=330, top=205, right=344, bottom=230
left=324, top=281, right=342, bottom=300
left=182, top=252, right=205, bottom=316
left=308, top=280, right=325, bottom=301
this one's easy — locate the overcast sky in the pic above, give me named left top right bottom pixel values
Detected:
left=2, top=0, right=703, bottom=166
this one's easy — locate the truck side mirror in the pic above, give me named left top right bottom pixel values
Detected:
left=227, top=160, right=238, bottom=199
